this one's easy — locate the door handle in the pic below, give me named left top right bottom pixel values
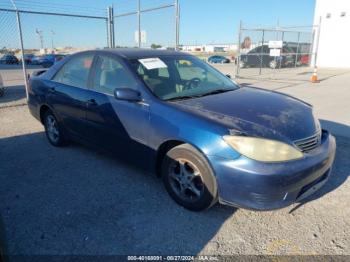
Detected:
left=48, top=87, right=55, bottom=93
left=86, top=98, right=97, bottom=107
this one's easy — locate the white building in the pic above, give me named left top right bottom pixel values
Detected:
left=181, top=44, right=238, bottom=53
left=313, top=0, right=350, bottom=67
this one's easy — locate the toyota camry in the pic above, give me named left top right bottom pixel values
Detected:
left=28, top=49, right=336, bottom=211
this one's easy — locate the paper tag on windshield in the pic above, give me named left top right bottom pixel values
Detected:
left=138, top=58, right=167, bottom=70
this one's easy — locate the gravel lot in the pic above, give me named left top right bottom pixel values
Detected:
left=0, top=66, right=349, bottom=257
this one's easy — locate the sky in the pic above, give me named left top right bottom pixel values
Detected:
left=0, top=0, right=316, bottom=49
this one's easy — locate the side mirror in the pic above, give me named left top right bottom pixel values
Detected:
left=114, top=88, right=142, bottom=102
left=226, top=74, right=231, bottom=79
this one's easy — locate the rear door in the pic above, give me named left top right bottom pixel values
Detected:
left=49, top=53, right=94, bottom=138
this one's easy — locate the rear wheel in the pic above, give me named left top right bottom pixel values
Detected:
left=43, top=110, right=67, bottom=147
left=162, top=144, right=218, bottom=211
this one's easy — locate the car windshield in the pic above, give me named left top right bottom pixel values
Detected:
left=129, top=55, right=239, bottom=100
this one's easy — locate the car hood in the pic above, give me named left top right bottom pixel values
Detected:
left=171, top=87, right=319, bottom=142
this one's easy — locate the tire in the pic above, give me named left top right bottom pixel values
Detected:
left=43, top=110, right=67, bottom=147
left=161, top=144, right=218, bottom=211
left=269, top=60, right=277, bottom=69
left=239, top=60, right=246, bottom=68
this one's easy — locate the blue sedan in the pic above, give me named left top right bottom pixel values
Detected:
left=208, top=55, right=230, bottom=64
left=28, top=49, right=336, bottom=211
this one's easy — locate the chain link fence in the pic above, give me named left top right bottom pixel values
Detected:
left=236, top=22, right=318, bottom=80
left=0, top=9, right=20, bottom=86
left=114, top=0, right=178, bottom=49
left=0, top=0, right=180, bottom=108
left=0, top=2, right=109, bottom=107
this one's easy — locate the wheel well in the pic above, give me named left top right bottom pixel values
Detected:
left=39, top=105, right=50, bottom=124
left=156, top=140, right=184, bottom=177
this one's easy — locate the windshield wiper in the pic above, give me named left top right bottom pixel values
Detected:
left=165, top=89, right=234, bottom=101
left=195, top=88, right=233, bottom=97
left=165, top=95, right=198, bottom=101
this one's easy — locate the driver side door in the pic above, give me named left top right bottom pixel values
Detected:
left=84, top=54, right=151, bottom=154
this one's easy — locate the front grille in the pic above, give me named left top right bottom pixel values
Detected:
left=294, top=132, right=321, bottom=152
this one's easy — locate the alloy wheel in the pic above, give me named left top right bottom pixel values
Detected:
left=168, top=158, right=204, bottom=202
left=46, top=115, right=60, bottom=144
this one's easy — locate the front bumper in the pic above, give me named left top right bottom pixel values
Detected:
left=209, top=130, right=336, bottom=210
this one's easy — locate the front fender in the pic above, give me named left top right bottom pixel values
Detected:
left=149, top=101, right=241, bottom=160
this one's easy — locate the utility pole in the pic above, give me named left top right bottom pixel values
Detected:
left=50, top=30, right=55, bottom=50
left=107, top=6, right=115, bottom=48
left=36, top=28, right=44, bottom=49
left=175, top=0, right=180, bottom=50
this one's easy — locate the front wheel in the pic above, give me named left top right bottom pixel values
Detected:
left=162, top=144, right=218, bottom=211
left=239, top=60, right=246, bottom=68
left=44, top=110, right=67, bottom=147
left=269, top=60, right=278, bottom=69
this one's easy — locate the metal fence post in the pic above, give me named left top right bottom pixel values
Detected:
left=279, top=30, right=284, bottom=69
left=111, top=6, right=115, bottom=48
left=106, top=7, right=110, bottom=48
left=235, top=20, right=242, bottom=77
left=313, top=16, right=322, bottom=68
left=295, top=31, right=301, bottom=68
left=107, top=6, right=112, bottom=48
left=137, top=0, right=141, bottom=48
left=175, top=0, right=180, bottom=50
left=107, top=6, right=115, bottom=48
left=15, top=11, right=28, bottom=100
left=259, top=29, right=265, bottom=75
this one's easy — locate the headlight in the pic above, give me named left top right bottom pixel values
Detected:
left=223, top=136, right=303, bottom=162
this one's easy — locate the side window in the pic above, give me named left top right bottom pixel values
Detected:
left=53, top=54, right=93, bottom=88
left=92, top=55, right=138, bottom=95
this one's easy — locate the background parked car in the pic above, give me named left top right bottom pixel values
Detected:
left=41, top=54, right=66, bottom=68
left=208, top=55, right=230, bottom=64
left=239, top=45, right=294, bottom=69
left=20, top=54, right=35, bottom=64
left=30, top=55, right=43, bottom=65
left=288, top=46, right=310, bottom=66
left=0, top=54, right=19, bottom=65
left=31, top=54, right=66, bottom=68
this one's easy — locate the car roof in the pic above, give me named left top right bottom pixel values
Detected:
left=77, top=48, right=190, bottom=60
